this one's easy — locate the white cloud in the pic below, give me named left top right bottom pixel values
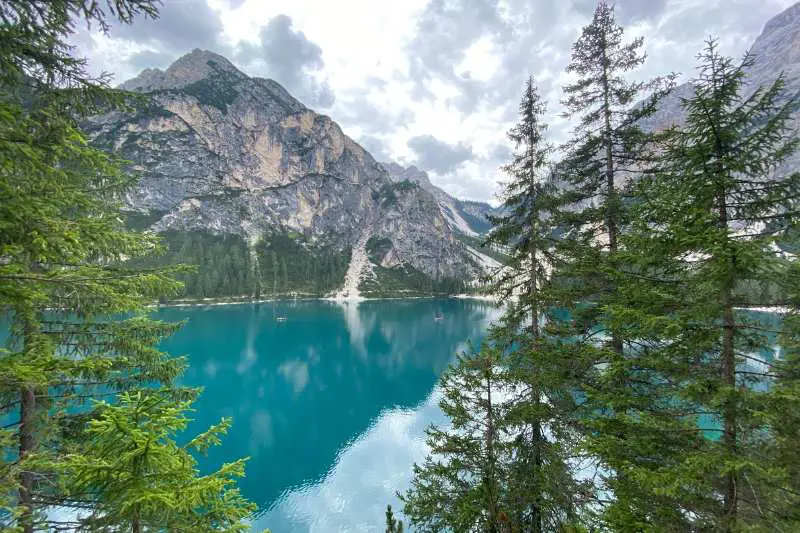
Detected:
left=75, top=0, right=798, bottom=202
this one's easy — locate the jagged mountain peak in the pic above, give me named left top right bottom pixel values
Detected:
left=118, top=49, right=309, bottom=118
left=90, top=51, right=480, bottom=289
left=381, top=162, right=433, bottom=189
left=382, top=161, right=501, bottom=236
left=119, top=49, right=244, bottom=92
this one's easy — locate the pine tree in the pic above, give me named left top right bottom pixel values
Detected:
left=591, top=40, right=800, bottom=531
left=547, top=7, right=674, bottom=522
left=487, top=77, right=589, bottom=531
left=0, top=1, right=257, bottom=529
left=489, top=77, right=555, bottom=332
left=401, top=346, right=511, bottom=532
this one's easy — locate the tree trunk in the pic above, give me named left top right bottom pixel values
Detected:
left=485, top=366, right=499, bottom=533
left=530, top=251, right=539, bottom=337
left=721, top=283, right=737, bottom=531
left=600, top=38, right=624, bottom=358
left=716, top=183, right=737, bottom=531
left=531, top=405, right=543, bottom=533
left=529, top=189, right=543, bottom=533
left=19, top=385, right=35, bottom=533
left=19, top=315, right=37, bottom=533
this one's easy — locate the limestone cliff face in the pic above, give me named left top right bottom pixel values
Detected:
left=381, top=162, right=501, bottom=236
left=87, top=50, right=476, bottom=280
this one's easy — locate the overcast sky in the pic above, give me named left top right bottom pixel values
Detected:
left=73, top=0, right=797, bottom=203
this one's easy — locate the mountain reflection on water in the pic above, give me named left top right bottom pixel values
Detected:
left=153, top=298, right=501, bottom=532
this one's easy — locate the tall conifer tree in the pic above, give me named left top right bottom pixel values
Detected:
left=0, top=1, right=257, bottom=529
left=591, top=40, right=800, bottom=531
left=488, top=77, right=589, bottom=532
left=401, top=347, right=510, bottom=533
left=555, top=0, right=671, bottom=357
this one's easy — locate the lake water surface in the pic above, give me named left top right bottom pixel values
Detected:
left=153, top=299, right=501, bottom=532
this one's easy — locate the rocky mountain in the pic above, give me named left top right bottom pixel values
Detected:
left=87, top=50, right=483, bottom=298
left=642, top=1, right=799, bottom=180
left=381, top=162, right=501, bottom=236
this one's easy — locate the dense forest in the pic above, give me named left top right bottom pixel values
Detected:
left=125, top=227, right=470, bottom=299
left=396, top=2, right=800, bottom=533
left=128, top=229, right=353, bottom=298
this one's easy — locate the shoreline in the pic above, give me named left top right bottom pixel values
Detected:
left=148, top=297, right=789, bottom=311
left=734, top=305, right=792, bottom=314
left=451, top=293, right=501, bottom=302
left=148, top=293, right=496, bottom=308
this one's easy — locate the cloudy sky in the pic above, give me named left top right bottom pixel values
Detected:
left=74, top=0, right=797, bottom=203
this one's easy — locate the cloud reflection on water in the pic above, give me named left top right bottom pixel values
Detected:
left=155, top=298, right=500, bottom=532
left=254, top=388, right=448, bottom=533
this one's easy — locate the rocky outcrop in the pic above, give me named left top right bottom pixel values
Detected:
left=381, top=162, right=501, bottom=236
left=87, top=50, right=477, bottom=284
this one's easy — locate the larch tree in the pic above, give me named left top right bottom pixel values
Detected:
left=555, top=0, right=672, bottom=358
left=592, top=40, right=800, bottom=531
left=549, top=5, right=674, bottom=521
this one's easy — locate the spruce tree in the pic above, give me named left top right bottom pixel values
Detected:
left=591, top=40, right=800, bottom=531
left=401, top=346, right=511, bottom=533
left=488, top=77, right=589, bottom=532
left=489, top=77, right=555, bottom=331
left=56, top=390, right=257, bottom=532
left=548, top=6, right=674, bottom=521
left=0, top=1, right=257, bottom=529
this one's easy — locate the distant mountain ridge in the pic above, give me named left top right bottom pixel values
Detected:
left=380, top=162, right=501, bottom=236
left=87, top=49, right=484, bottom=298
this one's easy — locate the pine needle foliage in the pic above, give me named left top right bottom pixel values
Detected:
left=589, top=40, right=800, bottom=531
left=401, top=346, right=511, bottom=533
left=0, top=1, right=258, bottom=530
left=488, top=76, right=591, bottom=532
left=55, top=390, right=256, bottom=532
left=553, top=0, right=674, bottom=359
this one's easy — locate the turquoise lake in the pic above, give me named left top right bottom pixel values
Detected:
left=153, top=298, right=501, bottom=532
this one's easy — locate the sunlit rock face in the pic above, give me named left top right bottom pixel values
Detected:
left=86, top=49, right=477, bottom=279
